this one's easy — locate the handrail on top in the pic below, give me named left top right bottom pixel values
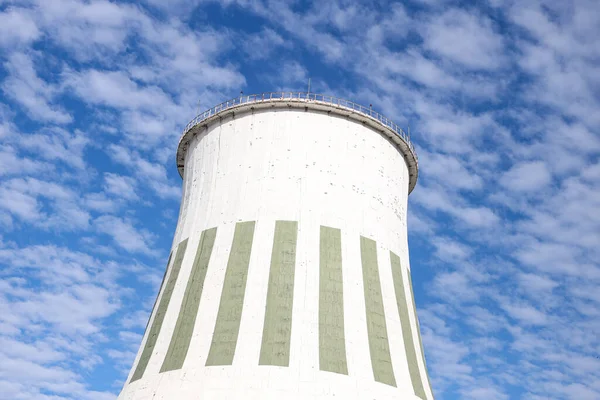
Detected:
left=181, top=92, right=416, bottom=160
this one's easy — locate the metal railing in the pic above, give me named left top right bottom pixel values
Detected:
left=182, top=92, right=416, bottom=158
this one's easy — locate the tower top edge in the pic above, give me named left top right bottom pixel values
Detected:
left=175, top=92, right=419, bottom=194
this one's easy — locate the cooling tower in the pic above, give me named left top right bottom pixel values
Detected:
left=118, top=92, right=434, bottom=399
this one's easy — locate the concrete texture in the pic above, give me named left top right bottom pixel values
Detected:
left=160, top=228, right=217, bottom=373
left=390, top=251, right=427, bottom=399
left=130, top=239, right=188, bottom=382
left=259, top=220, right=298, bottom=367
left=205, top=221, right=255, bottom=366
left=319, top=225, right=348, bottom=375
left=361, top=236, right=396, bottom=387
left=118, top=104, right=434, bottom=399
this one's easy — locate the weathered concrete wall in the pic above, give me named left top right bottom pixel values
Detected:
left=118, top=107, right=434, bottom=400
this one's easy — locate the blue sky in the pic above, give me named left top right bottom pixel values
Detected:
left=0, top=0, right=599, bottom=399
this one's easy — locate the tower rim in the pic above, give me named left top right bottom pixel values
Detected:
left=176, top=92, right=419, bottom=193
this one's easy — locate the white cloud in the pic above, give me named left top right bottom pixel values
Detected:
left=509, top=1, right=600, bottom=131
left=64, top=69, right=176, bottom=113
left=84, top=192, right=119, bottom=213
left=140, top=0, right=205, bottom=14
left=104, top=173, right=138, bottom=201
left=33, top=0, right=141, bottom=61
left=412, top=184, right=500, bottom=228
left=396, top=50, right=462, bottom=90
left=16, top=127, right=89, bottom=170
left=0, top=7, right=41, bottom=48
left=0, top=182, right=41, bottom=222
left=233, top=0, right=345, bottom=63
left=119, top=310, right=150, bottom=330
left=432, top=271, right=478, bottom=301
left=94, top=215, right=156, bottom=255
left=0, top=145, right=51, bottom=176
left=414, top=101, right=506, bottom=154
left=118, top=331, right=142, bottom=344
left=432, top=237, right=472, bottom=261
left=423, top=9, right=505, bottom=70
left=107, top=144, right=180, bottom=200
left=464, top=306, right=508, bottom=334
left=500, top=161, right=552, bottom=193
left=501, top=302, right=549, bottom=326
left=420, top=150, right=483, bottom=190
left=0, top=178, right=91, bottom=230
left=421, top=325, right=473, bottom=391
left=242, top=28, right=289, bottom=61
left=2, top=52, right=72, bottom=124
left=461, top=386, right=509, bottom=400
left=518, top=272, right=558, bottom=293
left=0, top=243, right=129, bottom=399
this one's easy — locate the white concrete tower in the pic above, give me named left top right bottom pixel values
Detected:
left=118, top=92, right=434, bottom=400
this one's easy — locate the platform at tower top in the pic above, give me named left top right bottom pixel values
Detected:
left=176, top=92, right=419, bottom=193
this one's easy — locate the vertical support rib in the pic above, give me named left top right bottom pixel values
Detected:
left=319, top=225, right=348, bottom=375
left=259, top=221, right=298, bottom=366
left=131, top=239, right=189, bottom=382
left=390, top=252, right=426, bottom=398
left=206, top=221, right=255, bottom=366
left=360, top=236, right=396, bottom=387
left=161, top=228, right=218, bottom=373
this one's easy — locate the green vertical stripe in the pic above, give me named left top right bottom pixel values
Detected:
left=360, top=236, right=396, bottom=387
left=161, top=228, right=218, bottom=373
left=319, top=225, right=348, bottom=375
left=408, top=270, right=434, bottom=398
left=390, top=252, right=426, bottom=398
left=259, top=221, right=298, bottom=366
left=131, top=239, right=189, bottom=382
left=206, top=221, right=255, bottom=366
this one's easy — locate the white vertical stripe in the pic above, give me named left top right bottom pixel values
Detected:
left=236, top=219, right=273, bottom=368
left=404, top=265, right=434, bottom=400
left=183, top=222, right=235, bottom=370
left=124, top=253, right=174, bottom=385
left=342, top=228, right=370, bottom=385
left=142, top=238, right=195, bottom=377
left=377, top=244, right=413, bottom=394
left=296, top=216, right=319, bottom=385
